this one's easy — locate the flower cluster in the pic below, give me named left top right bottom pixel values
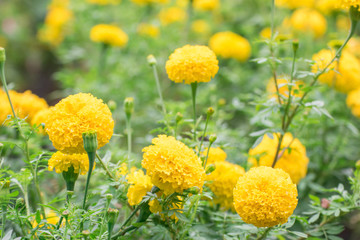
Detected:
left=312, top=49, right=360, bottom=93
left=48, top=151, right=90, bottom=175
left=248, top=133, right=309, bottom=184
left=126, top=168, right=153, bottom=206
left=289, top=8, right=327, bottom=38
left=45, top=93, right=114, bottom=154
left=193, top=0, right=220, bottom=11
left=209, top=31, right=251, bottom=62
left=142, top=135, right=205, bottom=195
left=233, top=166, right=298, bottom=227
left=201, top=147, right=227, bottom=165
left=166, top=45, right=219, bottom=84
left=90, top=24, right=128, bottom=47
left=275, top=0, right=314, bottom=9
left=206, top=161, right=245, bottom=211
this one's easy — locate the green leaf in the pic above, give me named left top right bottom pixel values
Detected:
left=36, top=210, right=41, bottom=224
left=251, top=135, right=264, bottom=149
left=308, top=213, right=320, bottom=224
left=291, top=231, right=308, bottom=238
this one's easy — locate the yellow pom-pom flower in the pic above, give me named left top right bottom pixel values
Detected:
left=346, top=88, right=360, bottom=118
left=233, top=166, right=298, bottom=227
left=45, top=93, right=114, bottom=154
left=206, top=161, right=245, bottom=211
left=166, top=45, right=219, bottom=84
left=193, top=0, right=219, bottom=11
left=248, top=133, right=309, bottom=184
left=201, top=147, right=227, bottom=165
left=90, top=24, right=128, bottom=47
left=191, top=20, right=211, bottom=34
left=48, top=151, right=90, bottom=175
left=159, top=7, right=186, bottom=26
left=142, top=135, right=206, bottom=195
left=137, top=23, right=160, bottom=38
left=126, top=168, right=153, bottom=206
left=289, top=8, right=327, bottom=38
left=45, top=7, right=73, bottom=28
left=312, top=49, right=360, bottom=93
left=87, top=0, right=121, bottom=5
left=209, top=31, right=251, bottom=62
left=275, top=0, right=314, bottom=9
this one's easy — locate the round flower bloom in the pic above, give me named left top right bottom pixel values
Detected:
left=275, top=0, right=314, bottom=9
left=191, top=20, right=211, bottom=34
left=90, top=24, right=128, bottom=47
left=132, top=0, right=168, bottom=5
left=234, top=166, right=298, bottom=227
left=137, top=23, right=160, bottom=38
left=289, top=8, right=327, bottom=38
left=87, top=0, right=121, bottom=4
left=312, top=49, right=360, bottom=93
left=248, top=133, right=309, bottom=184
left=166, top=45, right=219, bottom=84
left=48, top=151, right=90, bottom=175
left=206, top=161, right=245, bottom=211
left=346, top=88, right=360, bottom=117
left=45, top=93, right=114, bottom=154
left=193, top=0, right=219, bottom=11
left=267, top=78, right=303, bottom=101
left=142, top=135, right=206, bottom=195
left=31, top=108, right=52, bottom=135
left=209, top=31, right=251, bottom=62
left=201, top=147, right=227, bottom=165
left=126, top=169, right=153, bottom=206
left=45, top=7, right=73, bottom=28
left=159, top=7, right=186, bottom=26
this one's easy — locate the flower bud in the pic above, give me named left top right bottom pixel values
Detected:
left=292, top=40, right=299, bottom=53
left=62, top=166, right=79, bottom=191
left=82, top=131, right=98, bottom=153
left=176, top=112, right=183, bottom=123
left=16, top=197, right=25, bottom=210
left=124, top=97, right=134, bottom=120
left=107, top=100, right=117, bottom=112
left=321, top=198, right=330, bottom=209
left=147, top=55, right=157, bottom=66
left=1, top=180, right=10, bottom=189
left=106, top=193, right=113, bottom=201
left=218, top=98, right=226, bottom=106
left=0, top=47, right=5, bottom=63
left=206, top=164, right=216, bottom=174
left=82, top=230, right=91, bottom=236
left=207, top=107, right=215, bottom=117
left=209, top=134, right=217, bottom=144
left=107, top=208, right=119, bottom=225
left=62, top=210, right=70, bottom=217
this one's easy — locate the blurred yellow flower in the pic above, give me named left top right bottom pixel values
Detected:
left=275, top=0, right=314, bottom=9
left=193, top=0, right=219, bottom=11
left=209, top=31, right=251, bottom=62
left=315, top=0, right=338, bottom=14
left=117, top=163, right=128, bottom=178
left=347, top=38, right=360, bottom=58
left=159, top=7, right=186, bottom=26
left=191, top=20, right=211, bottom=34
left=45, top=7, right=73, bottom=28
left=132, top=0, right=168, bottom=5
left=37, top=26, right=64, bottom=46
left=137, top=23, right=160, bottom=38
left=248, top=133, right=309, bottom=184
left=267, top=78, right=303, bottom=101
left=45, top=93, right=114, bottom=154
left=336, top=15, right=351, bottom=32
left=142, top=135, right=205, bottom=195
left=166, top=45, right=219, bottom=84
left=87, top=0, right=121, bottom=5
left=233, top=166, right=298, bottom=227
left=126, top=168, right=153, bottom=206
left=90, top=24, right=128, bottom=47
left=339, top=0, right=360, bottom=10
left=346, top=88, right=360, bottom=118
left=31, top=108, right=52, bottom=135
left=206, top=161, right=245, bottom=211
left=289, top=8, right=327, bottom=38
left=312, top=49, right=360, bottom=93
left=32, top=210, right=60, bottom=228
left=201, top=147, right=227, bottom=165
left=48, top=151, right=90, bottom=175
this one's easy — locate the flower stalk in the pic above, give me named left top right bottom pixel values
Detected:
left=191, top=82, right=198, bottom=141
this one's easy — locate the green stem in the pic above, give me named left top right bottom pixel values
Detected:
left=152, top=65, right=166, bottom=115
left=98, top=44, right=110, bottom=78
left=203, top=141, right=213, bottom=168
left=185, top=0, right=194, bottom=42
left=270, top=0, right=275, bottom=41
left=256, top=227, right=272, bottom=240
left=191, top=82, right=198, bottom=141
left=198, top=114, right=210, bottom=157
left=99, top=200, right=110, bottom=238
left=96, top=153, right=115, bottom=180
left=119, top=204, right=141, bottom=230
left=1, top=205, right=6, bottom=238
left=126, top=117, right=132, bottom=168
left=82, top=151, right=96, bottom=209
left=63, top=218, right=68, bottom=239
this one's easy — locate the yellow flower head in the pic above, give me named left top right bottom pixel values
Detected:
left=346, top=88, right=360, bottom=118
left=45, top=93, right=114, bottom=154
left=32, top=210, right=60, bottom=228
left=347, top=38, right=360, bottom=58
left=234, top=166, right=298, bottom=227
left=201, top=147, right=227, bottom=165
left=289, top=8, right=327, bottom=38
left=193, top=0, right=219, bottom=11
left=209, top=31, right=251, bottom=62
left=206, top=161, right=245, bottom=211
left=159, top=7, right=186, bottom=26
left=166, top=45, right=219, bottom=84
left=90, top=24, right=128, bottom=47
left=48, top=151, right=90, bottom=175
left=149, top=198, right=182, bottom=220
left=275, top=0, right=314, bottom=9
left=31, top=108, right=52, bottom=135
left=37, top=26, right=64, bottom=46
left=132, top=0, right=169, bottom=5
left=339, top=0, right=360, bottom=10
left=45, top=7, right=73, bottom=28
left=117, top=163, right=129, bottom=178
left=191, top=20, right=211, bottom=34
left=312, top=49, right=360, bottom=93
left=126, top=168, right=153, bottom=206
left=315, top=0, right=338, bottom=14
left=267, top=78, right=303, bottom=101
left=142, top=135, right=206, bottom=195
left=137, top=23, right=160, bottom=38
left=248, top=133, right=309, bottom=184
left=87, top=0, right=121, bottom=5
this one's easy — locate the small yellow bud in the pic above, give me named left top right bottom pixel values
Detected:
left=107, top=100, right=117, bottom=112
left=0, top=47, right=5, bottom=62
left=206, top=164, right=216, bottom=174
left=207, top=107, right=215, bottom=116
left=209, top=134, right=217, bottom=144
left=147, top=55, right=157, bottom=66
left=82, top=131, right=98, bottom=153
left=124, top=97, right=134, bottom=119
left=218, top=98, right=226, bottom=106
left=176, top=112, right=183, bottom=123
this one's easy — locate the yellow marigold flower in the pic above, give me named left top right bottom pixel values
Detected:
left=49, top=0, right=70, bottom=8
left=201, top=147, right=227, bottom=165
left=37, top=26, right=64, bottom=46
left=209, top=31, right=251, bottom=62
left=248, top=133, right=309, bottom=184
left=149, top=197, right=182, bottom=220
left=90, top=24, right=128, bottom=47
left=289, top=8, right=327, bottom=38
left=176, top=0, right=188, bottom=8
left=166, top=45, right=219, bottom=84
left=126, top=169, right=153, bottom=206
left=32, top=210, right=60, bottom=228
left=159, top=7, right=186, bottom=26
left=116, top=163, right=128, bottom=178
left=193, top=0, right=219, bottom=11
left=339, top=0, right=360, bottom=10
left=312, top=49, right=360, bottom=93
left=267, top=78, right=303, bottom=101
left=346, top=88, right=360, bottom=118
left=206, top=161, right=245, bottom=211
left=260, top=27, right=272, bottom=39
left=45, top=7, right=73, bottom=28
left=191, top=20, right=211, bottom=34
left=347, top=38, right=360, bottom=58
left=275, top=0, right=314, bottom=9
left=45, top=93, right=114, bottom=154
left=142, top=135, right=206, bottom=195
left=137, top=23, right=160, bottom=38
left=87, top=0, right=121, bottom=5
left=234, top=166, right=298, bottom=227
left=315, top=0, right=338, bottom=14
left=31, top=108, right=52, bottom=135
left=48, top=151, right=90, bottom=175
left=132, top=0, right=168, bottom=5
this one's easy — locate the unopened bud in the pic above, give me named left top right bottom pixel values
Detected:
left=218, top=98, right=226, bottom=106
left=147, top=55, right=157, bottom=66
left=176, top=112, right=183, bottom=123
left=62, top=166, right=79, bottom=192
left=82, top=131, right=98, bottom=153
left=0, top=47, right=5, bottom=63
left=1, top=180, right=10, bottom=189
left=124, top=97, right=134, bottom=119
left=206, top=164, right=216, bottom=174
left=107, top=100, right=117, bottom=112
left=62, top=210, right=70, bottom=217
left=82, top=230, right=91, bottom=236
left=328, top=39, right=343, bottom=50
left=207, top=107, right=214, bottom=116
left=107, top=208, right=119, bottom=224
left=292, top=40, right=299, bottom=53
left=16, top=197, right=25, bottom=209
left=321, top=198, right=330, bottom=209
left=209, top=134, right=217, bottom=144
left=106, top=193, right=113, bottom=201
